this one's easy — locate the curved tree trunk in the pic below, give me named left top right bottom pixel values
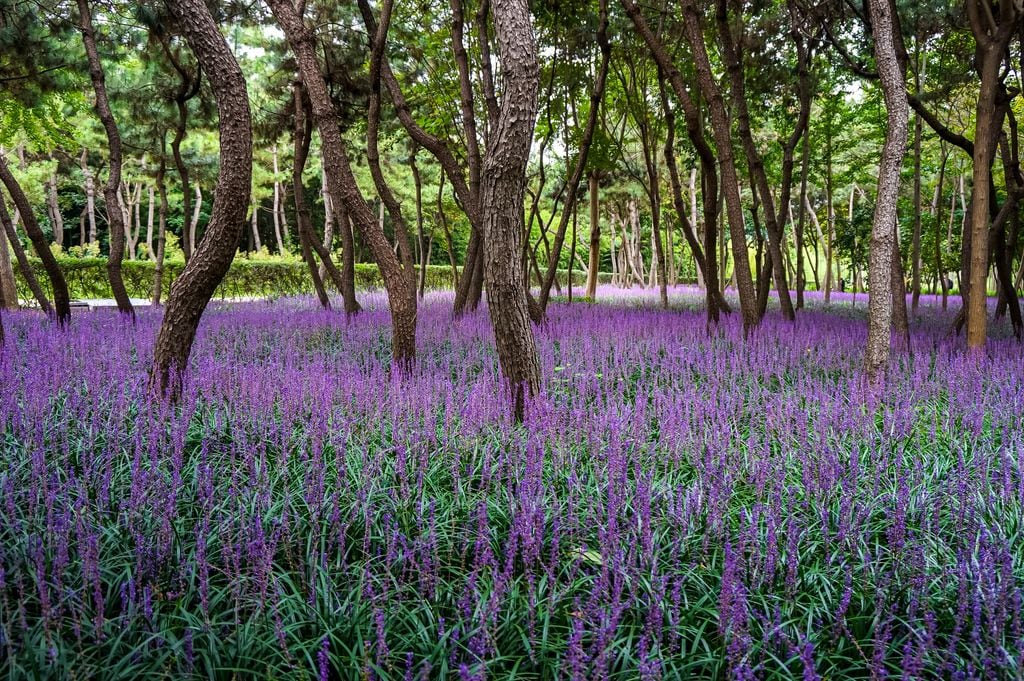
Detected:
left=0, top=204, right=19, bottom=310
left=152, top=0, right=252, bottom=393
left=292, top=82, right=331, bottom=309
left=152, top=147, right=168, bottom=304
left=964, top=0, right=1018, bottom=349
left=268, top=0, right=415, bottom=365
left=0, top=201, right=52, bottom=313
left=0, top=157, right=69, bottom=323
left=864, top=0, right=909, bottom=380
left=535, top=0, right=610, bottom=317
left=674, top=0, right=759, bottom=331
left=77, top=0, right=133, bottom=317
left=482, top=0, right=542, bottom=422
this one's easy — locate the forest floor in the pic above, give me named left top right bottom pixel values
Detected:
left=1, top=288, right=1021, bottom=678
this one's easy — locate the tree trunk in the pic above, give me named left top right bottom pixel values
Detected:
left=585, top=171, right=601, bottom=300
left=269, top=0, right=414, bottom=362
left=411, top=149, right=429, bottom=299
left=153, top=147, right=168, bottom=304
left=1, top=158, right=69, bottom=321
left=910, top=108, right=923, bottom=313
left=0, top=205, right=18, bottom=309
left=292, top=83, right=331, bottom=309
left=47, top=162, right=63, bottom=249
left=273, top=145, right=285, bottom=254
left=146, top=184, right=156, bottom=259
left=676, top=0, right=759, bottom=331
left=189, top=184, right=202, bottom=253
left=713, top=0, right=800, bottom=321
left=796, top=124, right=810, bottom=308
left=535, top=0, right=610, bottom=316
left=482, top=0, right=542, bottom=421
left=81, top=150, right=97, bottom=244
left=151, top=0, right=252, bottom=393
left=864, top=0, right=909, bottom=380
left=965, top=0, right=1018, bottom=350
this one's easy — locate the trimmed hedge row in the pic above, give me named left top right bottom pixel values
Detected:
left=13, top=257, right=612, bottom=301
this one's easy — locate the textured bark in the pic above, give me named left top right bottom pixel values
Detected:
left=585, top=171, right=601, bottom=300
left=292, top=84, right=330, bottom=309
left=410, top=150, right=429, bottom=299
left=536, top=0, right=610, bottom=315
left=1, top=202, right=51, bottom=313
left=152, top=148, right=168, bottom=304
left=482, top=0, right=542, bottom=421
left=660, top=75, right=730, bottom=320
left=713, top=0, right=800, bottom=321
left=0, top=204, right=17, bottom=309
left=796, top=124, right=810, bottom=308
left=965, top=0, right=1018, bottom=349
left=864, top=0, right=909, bottom=380
left=189, top=184, right=202, bottom=251
left=152, top=0, right=252, bottom=392
left=268, top=0, right=415, bottom=363
left=146, top=184, right=155, bottom=259
left=0, top=158, right=68, bottom=322
left=675, top=0, right=759, bottom=331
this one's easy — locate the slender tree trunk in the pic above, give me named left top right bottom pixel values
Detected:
left=796, top=125, right=810, bottom=308
left=911, top=108, right=923, bottom=313
left=677, top=0, right=758, bottom=331
left=535, top=0, right=610, bottom=316
left=933, top=147, right=948, bottom=304
left=0, top=206, right=17, bottom=309
left=585, top=171, right=601, bottom=300
left=1, top=158, right=69, bottom=322
left=483, top=0, right=542, bottom=421
left=47, top=162, right=63, bottom=249
left=864, top=0, right=909, bottom=379
left=189, top=184, right=202, bottom=252
left=153, top=147, right=168, bottom=304
left=269, top=0, right=412, bottom=355
left=965, top=0, right=1018, bottom=349
left=411, top=150, right=429, bottom=299
left=273, top=145, right=285, bottom=254
left=292, top=83, right=330, bottom=309
left=152, top=0, right=252, bottom=393
left=81, top=150, right=97, bottom=244
left=146, top=184, right=156, bottom=259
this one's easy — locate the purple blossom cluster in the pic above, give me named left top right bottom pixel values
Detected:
left=0, top=288, right=1022, bottom=679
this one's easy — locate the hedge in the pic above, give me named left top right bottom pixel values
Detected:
left=12, top=257, right=613, bottom=302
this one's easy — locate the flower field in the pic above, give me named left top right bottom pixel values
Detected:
left=1, top=289, right=1023, bottom=679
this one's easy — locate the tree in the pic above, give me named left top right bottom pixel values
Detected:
left=864, top=0, right=908, bottom=380
left=0, top=153, right=71, bottom=324
left=151, top=0, right=252, bottom=392
left=483, top=0, right=542, bottom=421
left=77, top=0, right=133, bottom=316
left=964, top=0, right=1019, bottom=350
left=268, top=0, right=418, bottom=367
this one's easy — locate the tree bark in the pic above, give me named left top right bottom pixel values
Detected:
left=152, top=0, right=252, bottom=392
left=268, top=0, right=415, bottom=363
left=0, top=205, right=17, bottom=309
left=81, top=150, right=97, bottom=244
left=482, top=0, right=542, bottom=421
left=965, top=0, right=1018, bottom=349
left=535, top=0, right=610, bottom=315
left=864, top=0, right=909, bottom=380
left=292, top=82, right=330, bottom=309
left=47, top=160, right=63, bottom=249
left=152, top=144, right=169, bottom=304
left=675, top=0, right=759, bottom=331
left=0, top=157, right=69, bottom=322
left=585, top=171, right=601, bottom=300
